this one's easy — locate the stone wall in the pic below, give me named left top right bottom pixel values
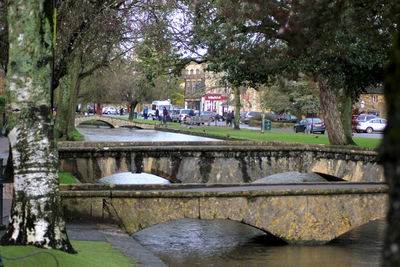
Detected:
left=60, top=183, right=388, bottom=245
left=58, top=141, right=383, bottom=183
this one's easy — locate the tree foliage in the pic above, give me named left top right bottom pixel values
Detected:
left=261, top=78, right=319, bottom=118
left=0, top=0, right=7, bottom=73
left=189, top=0, right=398, bottom=144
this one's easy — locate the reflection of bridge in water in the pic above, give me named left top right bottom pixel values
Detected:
left=61, top=183, right=387, bottom=245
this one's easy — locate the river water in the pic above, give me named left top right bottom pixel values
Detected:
left=78, top=126, right=385, bottom=266
left=133, top=219, right=385, bottom=267
left=77, top=125, right=220, bottom=142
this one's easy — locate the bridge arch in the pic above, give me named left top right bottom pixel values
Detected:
left=61, top=184, right=387, bottom=245
left=74, top=115, right=156, bottom=130
left=76, top=118, right=116, bottom=128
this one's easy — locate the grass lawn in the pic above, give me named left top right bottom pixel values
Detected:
left=59, top=172, right=79, bottom=184
left=166, top=125, right=381, bottom=148
left=0, top=240, right=135, bottom=267
left=115, top=117, right=381, bottom=148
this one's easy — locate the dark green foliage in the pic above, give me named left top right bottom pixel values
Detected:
left=190, top=0, right=398, bottom=145
left=0, top=96, right=5, bottom=112
left=0, top=0, right=7, bottom=72
left=382, top=30, right=400, bottom=266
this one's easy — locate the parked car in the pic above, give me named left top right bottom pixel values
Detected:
left=201, top=111, right=217, bottom=121
left=169, top=109, right=181, bottom=122
left=280, top=114, right=297, bottom=122
left=355, top=114, right=378, bottom=123
left=173, top=109, right=192, bottom=123
left=189, top=111, right=216, bottom=125
left=102, top=107, right=118, bottom=115
left=352, top=114, right=378, bottom=131
left=355, top=117, right=387, bottom=133
left=240, top=111, right=261, bottom=124
left=294, top=118, right=326, bottom=134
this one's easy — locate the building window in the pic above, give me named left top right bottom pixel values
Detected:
left=195, top=81, right=204, bottom=93
left=190, top=69, right=194, bottom=75
left=371, top=95, right=378, bottom=103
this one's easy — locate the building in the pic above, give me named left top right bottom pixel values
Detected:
left=182, top=60, right=262, bottom=115
left=355, top=86, right=386, bottom=117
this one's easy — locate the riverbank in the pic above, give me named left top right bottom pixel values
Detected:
left=156, top=124, right=381, bottom=148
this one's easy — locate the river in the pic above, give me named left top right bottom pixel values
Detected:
left=132, top=219, right=385, bottom=267
left=77, top=125, right=220, bottom=142
left=78, top=126, right=385, bottom=266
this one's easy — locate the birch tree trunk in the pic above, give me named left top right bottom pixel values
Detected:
left=1, top=0, right=75, bottom=253
left=381, top=32, right=400, bottom=267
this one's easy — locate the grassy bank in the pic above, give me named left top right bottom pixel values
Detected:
left=166, top=125, right=380, bottom=148
left=59, top=172, right=79, bottom=184
left=0, top=240, right=134, bottom=267
left=116, top=118, right=380, bottom=148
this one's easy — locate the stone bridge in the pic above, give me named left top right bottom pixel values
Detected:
left=58, top=141, right=383, bottom=183
left=75, top=115, right=156, bottom=129
left=60, top=183, right=388, bottom=245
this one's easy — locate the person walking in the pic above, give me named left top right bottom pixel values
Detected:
left=143, top=107, right=148, bottom=120
left=226, top=111, right=232, bottom=127
left=155, top=108, right=159, bottom=121
left=162, top=107, right=168, bottom=125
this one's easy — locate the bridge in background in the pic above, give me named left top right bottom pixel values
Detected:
left=58, top=141, right=383, bottom=183
left=75, top=115, right=156, bottom=129
left=61, top=182, right=388, bottom=245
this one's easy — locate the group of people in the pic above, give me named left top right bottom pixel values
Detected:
left=142, top=106, right=235, bottom=126
left=142, top=107, right=169, bottom=124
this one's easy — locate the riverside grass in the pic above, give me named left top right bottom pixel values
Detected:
left=119, top=118, right=379, bottom=148
left=0, top=240, right=134, bottom=267
left=165, top=124, right=381, bottom=148
left=59, top=172, right=78, bottom=184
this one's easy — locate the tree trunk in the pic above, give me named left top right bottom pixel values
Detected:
left=381, top=32, right=400, bottom=267
left=233, top=87, right=241, bottom=130
left=339, top=89, right=356, bottom=145
left=129, top=100, right=138, bottom=120
left=55, top=51, right=83, bottom=140
left=1, top=0, right=75, bottom=253
left=318, top=79, right=352, bottom=145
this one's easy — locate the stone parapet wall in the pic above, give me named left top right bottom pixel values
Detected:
left=58, top=142, right=383, bottom=183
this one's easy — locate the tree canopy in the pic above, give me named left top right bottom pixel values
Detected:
left=188, top=0, right=398, bottom=144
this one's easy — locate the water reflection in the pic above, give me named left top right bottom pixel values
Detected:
left=132, top=219, right=385, bottom=267
left=97, top=172, right=170, bottom=184
left=77, top=125, right=220, bottom=142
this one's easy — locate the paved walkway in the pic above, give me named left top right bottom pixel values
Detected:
left=0, top=137, right=166, bottom=266
left=67, top=223, right=166, bottom=267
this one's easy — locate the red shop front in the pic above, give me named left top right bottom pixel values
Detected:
left=203, top=94, right=226, bottom=114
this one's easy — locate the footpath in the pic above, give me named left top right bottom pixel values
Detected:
left=0, top=137, right=166, bottom=267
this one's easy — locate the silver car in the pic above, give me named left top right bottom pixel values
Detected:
left=355, top=118, right=387, bottom=133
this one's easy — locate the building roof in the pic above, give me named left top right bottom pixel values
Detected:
left=364, top=85, right=383, bottom=94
